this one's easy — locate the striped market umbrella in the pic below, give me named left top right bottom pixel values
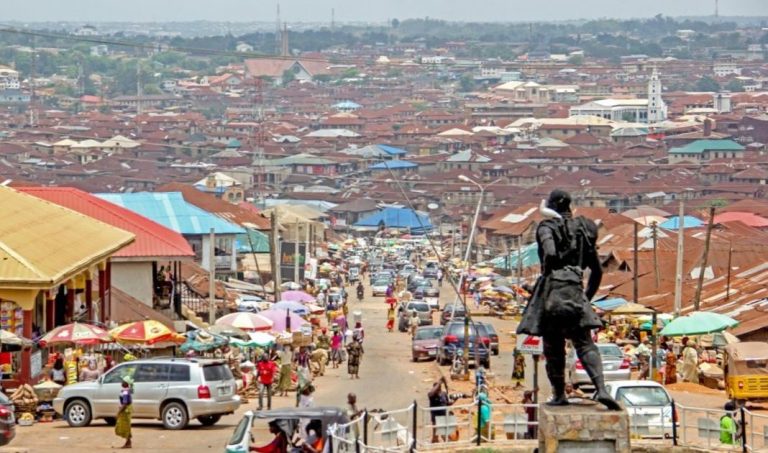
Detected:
left=39, top=322, right=112, bottom=346
left=281, top=291, right=316, bottom=303
left=215, top=312, right=274, bottom=332
left=110, top=320, right=177, bottom=345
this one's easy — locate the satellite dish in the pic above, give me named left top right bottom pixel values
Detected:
left=427, top=203, right=439, bottom=210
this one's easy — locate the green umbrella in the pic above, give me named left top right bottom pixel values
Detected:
left=660, top=311, right=739, bottom=337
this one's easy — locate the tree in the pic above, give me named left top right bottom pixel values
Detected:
left=724, top=79, right=745, bottom=92
left=567, top=54, right=584, bottom=66
left=391, top=18, right=400, bottom=29
left=281, top=69, right=295, bottom=86
left=458, top=74, right=474, bottom=92
left=696, top=76, right=720, bottom=92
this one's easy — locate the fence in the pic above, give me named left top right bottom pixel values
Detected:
left=327, top=399, right=768, bottom=452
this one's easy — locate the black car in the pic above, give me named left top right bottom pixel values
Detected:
left=440, top=304, right=466, bottom=325
left=476, top=322, right=500, bottom=355
left=437, top=321, right=491, bottom=368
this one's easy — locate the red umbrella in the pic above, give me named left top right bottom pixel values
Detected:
left=39, top=322, right=112, bottom=346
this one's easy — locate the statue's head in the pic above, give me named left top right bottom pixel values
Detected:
left=546, top=189, right=572, bottom=214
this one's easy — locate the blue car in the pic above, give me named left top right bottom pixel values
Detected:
left=437, top=321, right=491, bottom=369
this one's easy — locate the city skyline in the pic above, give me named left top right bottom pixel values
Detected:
left=1, top=0, right=766, bottom=23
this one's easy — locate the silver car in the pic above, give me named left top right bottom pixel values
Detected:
left=567, top=343, right=631, bottom=388
left=54, top=358, right=241, bottom=430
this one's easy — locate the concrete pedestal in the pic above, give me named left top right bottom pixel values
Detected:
left=538, top=403, right=630, bottom=453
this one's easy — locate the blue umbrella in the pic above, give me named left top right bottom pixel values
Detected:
left=274, top=300, right=310, bottom=315
left=492, top=286, right=515, bottom=294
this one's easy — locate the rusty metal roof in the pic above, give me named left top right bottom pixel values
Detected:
left=0, top=187, right=134, bottom=288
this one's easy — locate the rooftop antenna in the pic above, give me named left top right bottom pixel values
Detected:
left=275, top=2, right=281, bottom=54
left=715, top=0, right=719, bottom=20
left=331, top=8, right=335, bottom=32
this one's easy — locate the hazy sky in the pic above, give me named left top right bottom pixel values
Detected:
left=2, top=0, right=766, bottom=23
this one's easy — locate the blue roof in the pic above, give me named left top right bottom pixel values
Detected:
left=593, top=298, right=628, bottom=311
left=334, top=100, right=361, bottom=109
left=97, top=192, right=245, bottom=235
left=659, top=215, right=703, bottom=230
left=368, top=160, right=417, bottom=170
left=376, top=144, right=407, bottom=156
left=489, top=242, right=540, bottom=269
left=227, top=138, right=241, bottom=148
left=669, top=139, right=744, bottom=155
left=354, top=207, right=432, bottom=233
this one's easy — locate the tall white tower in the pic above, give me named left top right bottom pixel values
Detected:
left=647, top=67, right=667, bottom=123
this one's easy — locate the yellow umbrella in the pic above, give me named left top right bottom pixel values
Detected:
left=110, top=320, right=177, bottom=345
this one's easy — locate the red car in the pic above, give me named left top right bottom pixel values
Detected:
left=411, top=326, right=444, bottom=362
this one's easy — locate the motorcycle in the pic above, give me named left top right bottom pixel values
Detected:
left=356, top=284, right=364, bottom=302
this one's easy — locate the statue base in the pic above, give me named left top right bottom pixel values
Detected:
left=538, top=402, right=630, bottom=453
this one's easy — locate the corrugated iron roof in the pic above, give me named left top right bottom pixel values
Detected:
left=17, top=187, right=194, bottom=259
left=0, top=187, right=134, bottom=288
left=96, top=192, right=245, bottom=236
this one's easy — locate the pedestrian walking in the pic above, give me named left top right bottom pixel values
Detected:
left=115, top=376, right=133, bottom=449
left=256, top=354, right=277, bottom=410
left=437, top=268, right=444, bottom=287
left=330, top=330, right=343, bottom=368
left=409, top=311, right=420, bottom=337
left=276, top=346, right=293, bottom=397
left=386, top=302, right=396, bottom=332
left=635, top=338, right=651, bottom=380
left=346, top=334, right=364, bottom=379
left=511, top=348, right=525, bottom=389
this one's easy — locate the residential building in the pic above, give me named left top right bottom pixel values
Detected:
left=668, top=139, right=746, bottom=163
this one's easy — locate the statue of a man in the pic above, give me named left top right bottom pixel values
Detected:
left=517, top=189, right=620, bottom=411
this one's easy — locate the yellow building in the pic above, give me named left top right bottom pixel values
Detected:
left=0, top=187, right=134, bottom=385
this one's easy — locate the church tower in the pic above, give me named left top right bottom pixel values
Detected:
left=647, top=67, right=667, bottom=123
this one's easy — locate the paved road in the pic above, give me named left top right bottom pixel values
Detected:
left=15, top=288, right=509, bottom=452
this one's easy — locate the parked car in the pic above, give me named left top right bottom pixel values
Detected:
left=440, top=304, right=466, bottom=325
left=398, top=301, right=433, bottom=331
left=412, top=326, right=444, bottom=362
left=605, top=380, right=675, bottom=438
left=437, top=321, right=491, bottom=369
left=567, top=343, right=631, bottom=388
left=371, top=279, right=390, bottom=296
left=476, top=322, right=500, bottom=355
left=0, top=392, right=15, bottom=447
left=236, top=294, right=264, bottom=313
left=54, top=358, right=241, bottom=430
left=398, top=264, right=417, bottom=279
left=423, top=261, right=440, bottom=279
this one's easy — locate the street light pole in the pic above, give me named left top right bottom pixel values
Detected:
left=454, top=175, right=500, bottom=378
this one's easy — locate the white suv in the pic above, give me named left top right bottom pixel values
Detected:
left=54, top=357, right=241, bottom=430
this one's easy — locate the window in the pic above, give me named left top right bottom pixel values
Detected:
left=135, top=364, right=170, bottom=382
left=103, top=364, right=138, bottom=384
left=168, top=364, right=191, bottom=382
left=203, top=364, right=233, bottom=382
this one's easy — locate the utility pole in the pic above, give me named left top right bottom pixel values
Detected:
left=450, top=223, right=456, bottom=259
left=673, top=200, right=684, bottom=317
left=516, top=236, right=524, bottom=280
left=693, top=207, right=716, bottom=311
left=651, top=222, right=660, bottom=290
left=270, top=211, right=282, bottom=302
left=294, top=219, right=300, bottom=284
left=725, top=241, right=733, bottom=302
left=136, top=61, right=143, bottom=116
left=208, top=228, right=216, bottom=325
left=633, top=221, right=639, bottom=304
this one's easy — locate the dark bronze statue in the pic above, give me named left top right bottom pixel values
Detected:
left=517, top=189, right=621, bottom=411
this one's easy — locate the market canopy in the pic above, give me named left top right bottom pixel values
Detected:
left=353, top=207, right=433, bottom=234
left=660, top=311, right=739, bottom=336
left=0, top=188, right=135, bottom=296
